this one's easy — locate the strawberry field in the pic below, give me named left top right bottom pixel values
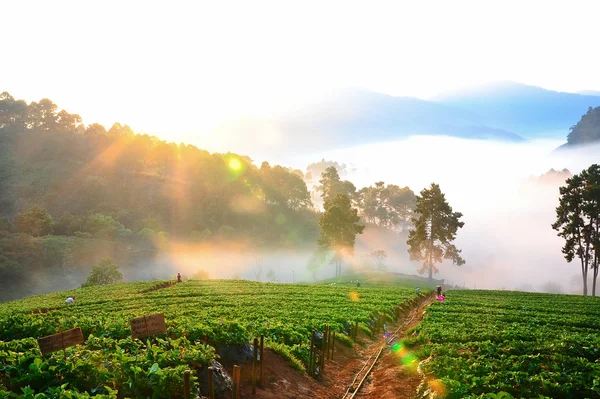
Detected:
left=411, top=290, right=600, bottom=399
left=0, top=280, right=419, bottom=398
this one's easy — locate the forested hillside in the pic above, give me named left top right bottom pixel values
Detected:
left=0, top=92, right=417, bottom=301
left=0, top=92, right=319, bottom=300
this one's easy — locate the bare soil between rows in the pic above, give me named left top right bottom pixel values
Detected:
left=227, top=295, right=434, bottom=399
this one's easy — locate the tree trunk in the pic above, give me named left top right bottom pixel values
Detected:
left=593, top=265, right=598, bottom=297
left=593, top=245, right=598, bottom=297
left=581, top=255, right=588, bottom=296
left=428, top=213, right=434, bottom=283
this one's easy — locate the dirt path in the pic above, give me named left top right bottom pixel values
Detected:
left=353, top=296, right=435, bottom=398
left=234, top=294, right=434, bottom=399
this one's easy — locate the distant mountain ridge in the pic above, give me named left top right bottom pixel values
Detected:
left=434, top=81, right=600, bottom=138
left=213, top=88, right=524, bottom=155
left=212, top=82, right=600, bottom=155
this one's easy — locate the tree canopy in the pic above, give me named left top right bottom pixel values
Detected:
left=356, top=182, right=415, bottom=230
left=317, top=193, right=365, bottom=277
left=14, top=206, right=53, bottom=237
left=81, top=258, right=123, bottom=287
left=552, top=164, right=600, bottom=296
left=407, top=183, right=465, bottom=281
left=317, top=167, right=357, bottom=205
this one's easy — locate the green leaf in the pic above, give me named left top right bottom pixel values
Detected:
left=148, top=362, right=160, bottom=374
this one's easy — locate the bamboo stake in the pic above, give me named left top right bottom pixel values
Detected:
left=332, top=332, right=336, bottom=360
left=184, top=370, right=190, bottom=399
left=320, top=327, right=327, bottom=372
left=208, top=366, right=214, bottom=399
left=260, top=334, right=264, bottom=387
left=327, top=326, right=332, bottom=360
left=232, top=365, right=240, bottom=399
left=308, top=331, right=315, bottom=376
left=252, top=337, right=258, bottom=394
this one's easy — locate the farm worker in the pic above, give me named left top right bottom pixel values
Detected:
left=65, top=296, right=76, bottom=304
left=437, top=293, right=445, bottom=302
left=383, top=324, right=391, bottom=341
left=177, top=273, right=182, bottom=283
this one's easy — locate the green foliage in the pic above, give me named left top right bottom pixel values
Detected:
left=0, top=91, right=317, bottom=250
left=356, top=182, right=416, bottom=229
left=0, top=280, right=420, bottom=396
left=318, top=194, right=364, bottom=251
left=318, top=193, right=365, bottom=277
left=553, top=164, right=600, bottom=296
left=567, top=106, right=600, bottom=145
left=83, top=214, right=130, bottom=240
left=40, top=236, right=72, bottom=268
left=414, top=290, right=600, bottom=398
left=317, top=167, right=356, bottom=204
left=407, top=183, right=465, bottom=280
left=335, top=333, right=354, bottom=347
left=81, top=258, right=123, bottom=287
left=14, top=206, right=53, bottom=237
left=265, top=340, right=306, bottom=372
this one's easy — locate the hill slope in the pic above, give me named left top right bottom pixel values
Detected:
left=434, top=81, right=600, bottom=137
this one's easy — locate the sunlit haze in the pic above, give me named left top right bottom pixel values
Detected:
left=3, top=0, right=600, bottom=151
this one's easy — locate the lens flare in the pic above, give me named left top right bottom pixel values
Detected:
left=401, top=353, right=418, bottom=371
left=429, top=379, right=447, bottom=396
left=229, top=158, right=242, bottom=170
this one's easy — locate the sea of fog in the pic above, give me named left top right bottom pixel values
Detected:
left=253, top=136, right=598, bottom=294
left=122, top=136, right=599, bottom=295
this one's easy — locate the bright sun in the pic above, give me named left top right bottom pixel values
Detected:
left=229, top=158, right=242, bottom=171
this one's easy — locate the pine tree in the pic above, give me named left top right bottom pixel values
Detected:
left=407, top=183, right=465, bottom=281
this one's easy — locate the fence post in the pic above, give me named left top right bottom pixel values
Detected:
left=252, top=337, right=258, bottom=394
left=232, top=365, right=240, bottom=399
left=308, top=331, right=315, bottom=376
left=260, top=334, right=264, bottom=387
left=321, top=327, right=327, bottom=372
left=327, top=326, right=332, bottom=360
left=332, top=332, right=335, bottom=360
left=208, top=366, right=215, bottom=399
left=184, top=370, right=190, bottom=399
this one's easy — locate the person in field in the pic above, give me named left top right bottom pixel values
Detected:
left=437, top=292, right=445, bottom=302
left=65, top=296, right=76, bottom=304
left=383, top=323, right=391, bottom=341
left=177, top=273, right=182, bottom=283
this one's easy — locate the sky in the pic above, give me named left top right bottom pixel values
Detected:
left=2, top=0, right=600, bottom=149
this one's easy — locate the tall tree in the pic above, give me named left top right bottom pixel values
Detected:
left=407, top=183, right=465, bottom=281
left=318, top=193, right=364, bottom=277
left=81, top=258, right=123, bottom=287
left=553, top=164, right=600, bottom=296
left=317, top=166, right=356, bottom=205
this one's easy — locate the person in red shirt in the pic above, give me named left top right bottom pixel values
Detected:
left=177, top=273, right=182, bottom=283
